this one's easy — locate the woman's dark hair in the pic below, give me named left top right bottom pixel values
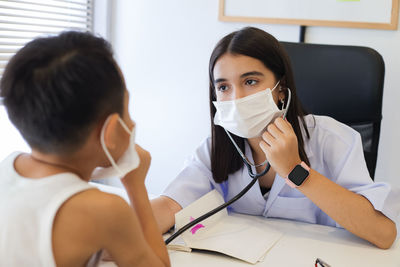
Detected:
left=0, top=31, right=124, bottom=155
left=209, top=27, right=310, bottom=183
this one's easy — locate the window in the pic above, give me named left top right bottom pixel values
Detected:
left=0, top=0, right=93, bottom=160
left=0, top=0, right=93, bottom=76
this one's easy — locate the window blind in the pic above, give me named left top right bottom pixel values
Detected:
left=0, top=0, right=93, bottom=76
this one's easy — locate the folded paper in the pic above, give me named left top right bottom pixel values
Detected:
left=169, top=190, right=283, bottom=264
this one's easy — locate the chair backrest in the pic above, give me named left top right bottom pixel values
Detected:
left=281, top=42, right=385, bottom=180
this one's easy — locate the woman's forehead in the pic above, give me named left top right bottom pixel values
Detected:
left=213, top=53, right=272, bottom=80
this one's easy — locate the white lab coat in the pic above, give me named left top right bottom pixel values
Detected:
left=163, top=115, right=399, bottom=228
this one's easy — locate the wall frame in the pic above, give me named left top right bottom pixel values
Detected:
left=219, top=0, right=399, bottom=30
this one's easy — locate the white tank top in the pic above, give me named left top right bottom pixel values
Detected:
left=0, top=152, right=101, bottom=267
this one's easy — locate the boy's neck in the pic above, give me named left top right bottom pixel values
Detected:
left=14, top=151, right=96, bottom=181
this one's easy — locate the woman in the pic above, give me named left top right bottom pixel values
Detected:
left=151, top=27, right=397, bottom=249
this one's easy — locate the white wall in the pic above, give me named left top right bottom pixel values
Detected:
left=111, top=0, right=400, bottom=195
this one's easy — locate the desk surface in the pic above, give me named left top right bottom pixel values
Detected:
left=100, top=214, right=400, bottom=267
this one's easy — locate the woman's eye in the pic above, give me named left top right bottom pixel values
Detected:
left=245, top=79, right=257, bottom=86
left=217, top=85, right=228, bottom=92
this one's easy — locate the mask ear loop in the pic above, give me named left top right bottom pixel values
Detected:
left=117, top=117, right=132, bottom=135
left=271, top=80, right=280, bottom=92
left=282, top=88, right=291, bottom=119
left=100, top=116, right=127, bottom=177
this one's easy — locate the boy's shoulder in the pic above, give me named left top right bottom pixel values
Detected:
left=54, top=188, right=131, bottom=236
left=52, top=188, right=132, bottom=265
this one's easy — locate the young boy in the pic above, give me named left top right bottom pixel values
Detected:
left=0, top=32, right=170, bottom=267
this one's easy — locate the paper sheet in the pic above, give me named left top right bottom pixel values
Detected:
left=173, top=190, right=283, bottom=264
left=165, top=232, right=192, bottom=252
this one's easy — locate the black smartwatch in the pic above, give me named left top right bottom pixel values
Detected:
left=285, top=161, right=310, bottom=188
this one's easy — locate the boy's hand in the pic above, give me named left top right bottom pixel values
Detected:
left=121, top=144, right=151, bottom=185
left=101, top=250, right=113, bottom=262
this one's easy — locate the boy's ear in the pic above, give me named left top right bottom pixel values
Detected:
left=103, top=113, right=120, bottom=150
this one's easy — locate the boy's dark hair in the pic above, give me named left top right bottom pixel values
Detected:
left=0, top=31, right=124, bottom=155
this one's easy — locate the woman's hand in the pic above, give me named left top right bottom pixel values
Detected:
left=259, top=117, right=301, bottom=177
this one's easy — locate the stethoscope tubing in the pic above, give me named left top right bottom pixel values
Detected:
left=164, top=163, right=270, bottom=244
left=165, top=88, right=291, bottom=245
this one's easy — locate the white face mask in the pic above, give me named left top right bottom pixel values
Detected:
left=213, top=81, right=285, bottom=138
left=91, top=116, right=140, bottom=179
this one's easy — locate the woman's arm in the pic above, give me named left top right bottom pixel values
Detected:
left=151, top=196, right=182, bottom=234
left=260, top=117, right=397, bottom=249
left=297, top=169, right=396, bottom=249
left=150, top=137, right=215, bottom=234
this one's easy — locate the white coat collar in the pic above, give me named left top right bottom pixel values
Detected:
left=243, top=140, right=286, bottom=208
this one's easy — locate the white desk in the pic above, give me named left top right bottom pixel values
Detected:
left=100, top=213, right=399, bottom=267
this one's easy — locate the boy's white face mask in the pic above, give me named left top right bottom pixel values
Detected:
left=212, top=81, right=284, bottom=138
left=91, top=116, right=140, bottom=179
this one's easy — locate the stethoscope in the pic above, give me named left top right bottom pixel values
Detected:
left=165, top=89, right=292, bottom=245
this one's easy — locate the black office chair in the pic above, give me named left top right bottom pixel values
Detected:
left=281, top=42, right=385, bottom=180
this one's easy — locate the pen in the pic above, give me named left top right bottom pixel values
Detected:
left=315, top=258, right=331, bottom=267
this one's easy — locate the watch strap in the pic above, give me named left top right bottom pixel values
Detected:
left=284, top=177, right=297, bottom=188
left=285, top=161, right=310, bottom=188
left=300, top=161, right=310, bottom=171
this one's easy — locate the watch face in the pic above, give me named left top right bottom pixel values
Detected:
left=288, top=165, right=309, bottom=186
